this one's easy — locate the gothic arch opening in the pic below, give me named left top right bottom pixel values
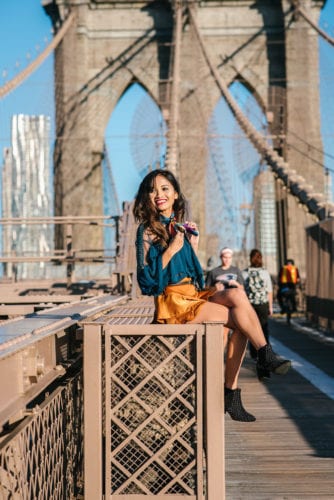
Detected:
left=104, top=82, right=167, bottom=209
left=102, top=82, right=166, bottom=255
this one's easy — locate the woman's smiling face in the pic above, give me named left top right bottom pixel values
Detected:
left=149, top=174, right=178, bottom=217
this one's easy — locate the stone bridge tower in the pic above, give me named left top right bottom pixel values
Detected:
left=45, top=0, right=325, bottom=274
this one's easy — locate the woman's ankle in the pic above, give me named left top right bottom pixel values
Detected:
left=224, top=385, right=237, bottom=391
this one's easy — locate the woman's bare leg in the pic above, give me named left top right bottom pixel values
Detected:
left=223, top=327, right=248, bottom=389
left=209, top=288, right=267, bottom=350
left=189, top=292, right=290, bottom=381
left=189, top=305, right=247, bottom=390
left=223, top=327, right=229, bottom=348
left=189, top=290, right=266, bottom=349
left=188, top=300, right=230, bottom=324
left=225, top=330, right=248, bottom=389
left=189, top=303, right=256, bottom=421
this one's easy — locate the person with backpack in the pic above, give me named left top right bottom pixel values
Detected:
left=242, top=249, right=273, bottom=379
left=277, top=258, right=300, bottom=313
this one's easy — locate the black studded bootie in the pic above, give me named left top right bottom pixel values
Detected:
left=224, top=387, right=256, bottom=422
left=257, top=343, right=291, bottom=375
left=256, top=365, right=271, bottom=381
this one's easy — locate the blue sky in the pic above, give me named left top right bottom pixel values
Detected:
left=0, top=2, right=54, bottom=159
left=0, top=0, right=334, bottom=208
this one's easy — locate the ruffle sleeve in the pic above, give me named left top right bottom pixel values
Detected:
left=135, top=225, right=169, bottom=296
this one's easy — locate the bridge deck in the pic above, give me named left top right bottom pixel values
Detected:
left=1, top=283, right=333, bottom=498
left=225, top=318, right=334, bottom=499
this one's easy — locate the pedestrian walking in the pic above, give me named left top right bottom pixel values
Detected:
left=243, top=249, right=273, bottom=379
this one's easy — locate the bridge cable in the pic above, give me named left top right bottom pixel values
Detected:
left=287, top=128, right=334, bottom=162
left=230, top=97, right=334, bottom=169
left=289, top=0, right=334, bottom=46
left=187, top=5, right=334, bottom=220
left=0, top=12, right=75, bottom=99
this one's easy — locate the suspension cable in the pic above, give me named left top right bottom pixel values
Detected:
left=286, top=141, right=334, bottom=172
left=287, top=128, right=334, bottom=161
left=187, top=4, right=334, bottom=220
left=290, top=0, right=334, bottom=46
left=0, top=12, right=75, bottom=99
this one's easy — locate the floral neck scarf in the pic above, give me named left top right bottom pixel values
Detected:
left=159, top=213, right=179, bottom=237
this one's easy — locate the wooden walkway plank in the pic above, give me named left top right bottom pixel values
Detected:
left=225, top=320, right=334, bottom=500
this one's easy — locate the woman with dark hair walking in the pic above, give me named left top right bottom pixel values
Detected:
left=133, top=169, right=291, bottom=422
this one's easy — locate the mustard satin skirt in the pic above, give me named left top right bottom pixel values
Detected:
left=154, top=282, right=216, bottom=324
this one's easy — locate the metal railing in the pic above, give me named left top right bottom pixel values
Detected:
left=84, top=316, right=225, bottom=499
left=0, top=370, right=83, bottom=500
left=306, top=218, right=334, bottom=333
left=0, top=214, right=121, bottom=286
left=0, top=294, right=128, bottom=499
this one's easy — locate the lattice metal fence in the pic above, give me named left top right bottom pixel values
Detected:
left=0, top=371, right=83, bottom=500
left=107, top=332, right=198, bottom=496
left=84, top=322, right=225, bottom=499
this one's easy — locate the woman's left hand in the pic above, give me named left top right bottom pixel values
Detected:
left=184, top=221, right=199, bottom=236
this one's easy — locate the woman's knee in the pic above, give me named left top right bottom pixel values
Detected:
left=191, top=301, right=229, bottom=323
left=211, top=287, right=247, bottom=307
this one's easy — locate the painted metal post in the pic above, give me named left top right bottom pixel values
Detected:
left=83, top=323, right=103, bottom=498
left=205, top=322, right=225, bottom=500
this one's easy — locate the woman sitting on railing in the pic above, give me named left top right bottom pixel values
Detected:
left=133, top=169, right=291, bottom=422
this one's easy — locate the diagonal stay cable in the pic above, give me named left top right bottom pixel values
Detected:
left=187, top=4, right=334, bottom=219
left=0, top=12, right=75, bottom=99
left=287, top=128, right=334, bottom=162
left=287, top=141, right=334, bottom=173
left=289, top=0, right=334, bottom=46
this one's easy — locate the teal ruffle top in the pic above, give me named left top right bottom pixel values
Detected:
left=135, top=217, right=204, bottom=297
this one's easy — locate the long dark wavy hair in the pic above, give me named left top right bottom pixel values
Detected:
left=250, top=248, right=263, bottom=268
left=133, top=169, right=187, bottom=247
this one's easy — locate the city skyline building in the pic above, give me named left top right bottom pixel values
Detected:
left=2, top=114, right=53, bottom=279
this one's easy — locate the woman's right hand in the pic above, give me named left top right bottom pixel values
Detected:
left=162, top=231, right=184, bottom=268
left=170, top=230, right=184, bottom=254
